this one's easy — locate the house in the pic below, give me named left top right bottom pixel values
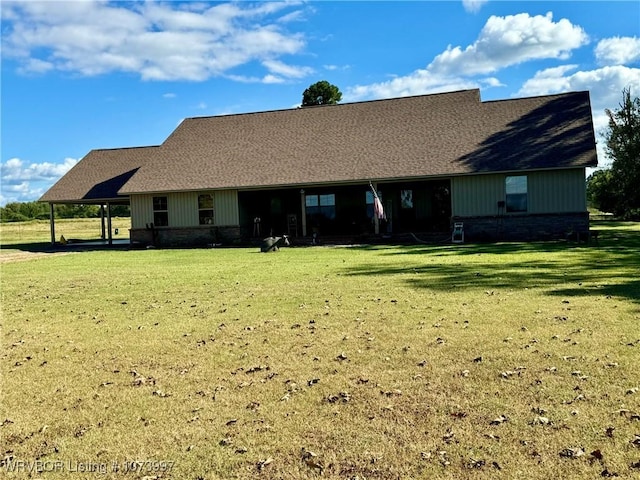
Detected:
left=40, top=89, right=597, bottom=246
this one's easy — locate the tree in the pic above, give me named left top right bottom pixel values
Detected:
left=586, top=169, right=616, bottom=214
left=301, top=80, right=342, bottom=107
left=604, top=87, right=640, bottom=219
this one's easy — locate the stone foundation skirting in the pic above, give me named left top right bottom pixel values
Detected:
left=130, top=225, right=241, bottom=248
left=451, top=212, right=590, bottom=242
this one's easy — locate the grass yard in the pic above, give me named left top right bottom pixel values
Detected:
left=1, top=221, right=639, bottom=479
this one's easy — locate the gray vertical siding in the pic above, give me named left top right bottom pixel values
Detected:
left=528, top=169, right=586, bottom=213
left=130, top=195, right=153, bottom=229
left=213, top=190, right=239, bottom=226
left=130, top=190, right=239, bottom=229
left=452, top=169, right=587, bottom=217
left=452, top=174, right=505, bottom=216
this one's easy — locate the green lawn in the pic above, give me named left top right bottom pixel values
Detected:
left=1, top=221, right=638, bottom=479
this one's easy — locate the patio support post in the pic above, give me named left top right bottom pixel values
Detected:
left=300, top=189, right=307, bottom=237
left=106, top=202, right=113, bottom=246
left=100, top=204, right=106, bottom=240
left=49, top=203, right=56, bottom=246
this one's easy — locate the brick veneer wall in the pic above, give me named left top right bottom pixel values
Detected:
left=451, top=212, right=590, bottom=242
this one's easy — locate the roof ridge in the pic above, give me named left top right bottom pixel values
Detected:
left=181, top=88, right=482, bottom=122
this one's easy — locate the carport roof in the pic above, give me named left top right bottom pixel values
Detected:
left=39, top=146, right=159, bottom=203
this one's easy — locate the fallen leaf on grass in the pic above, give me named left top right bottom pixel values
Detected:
left=559, top=447, right=585, bottom=458
left=466, top=458, right=485, bottom=469
left=381, top=389, right=402, bottom=397
left=442, top=430, right=455, bottom=444
left=490, top=415, right=509, bottom=425
left=631, top=434, right=640, bottom=447
left=246, top=365, right=269, bottom=374
left=301, top=448, right=324, bottom=473
left=600, top=468, right=619, bottom=477
left=531, top=416, right=551, bottom=426
left=152, top=390, right=170, bottom=398
left=257, top=457, right=273, bottom=471
left=327, top=392, right=351, bottom=403
left=450, top=411, right=467, bottom=419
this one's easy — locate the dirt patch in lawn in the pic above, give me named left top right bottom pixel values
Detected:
left=0, top=250, right=74, bottom=264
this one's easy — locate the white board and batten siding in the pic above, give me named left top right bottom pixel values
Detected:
left=130, top=190, right=239, bottom=229
left=451, top=169, right=587, bottom=217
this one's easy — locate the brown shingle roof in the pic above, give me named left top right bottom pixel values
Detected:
left=119, top=89, right=596, bottom=195
left=40, top=89, right=597, bottom=203
left=39, top=146, right=158, bottom=203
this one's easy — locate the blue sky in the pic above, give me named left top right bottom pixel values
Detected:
left=1, top=0, right=639, bottom=205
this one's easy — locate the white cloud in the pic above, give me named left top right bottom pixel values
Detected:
left=462, top=0, right=489, bottom=14
left=595, top=36, right=640, bottom=66
left=429, top=12, right=588, bottom=77
left=262, top=59, right=314, bottom=78
left=1, top=157, right=78, bottom=205
left=2, top=157, right=78, bottom=183
left=346, top=69, right=480, bottom=102
left=346, top=12, right=588, bottom=102
left=1, top=1, right=312, bottom=82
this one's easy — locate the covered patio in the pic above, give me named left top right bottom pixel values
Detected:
left=38, top=146, right=158, bottom=247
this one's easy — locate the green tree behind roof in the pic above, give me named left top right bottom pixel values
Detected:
left=301, top=80, right=342, bottom=107
left=604, top=87, right=640, bottom=219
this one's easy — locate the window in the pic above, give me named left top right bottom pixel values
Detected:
left=306, top=193, right=336, bottom=220
left=505, top=176, right=528, bottom=212
left=198, top=194, right=214, bottom=225
left=153, top=196, right=168, bottom=226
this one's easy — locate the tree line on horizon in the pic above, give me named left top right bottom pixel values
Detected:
left=0, top=201, right=130, bottom=223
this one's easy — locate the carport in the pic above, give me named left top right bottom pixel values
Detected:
left=38, top=146, right=158, bottom=246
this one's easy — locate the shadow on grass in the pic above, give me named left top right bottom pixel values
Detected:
left=0, top=241, right=55, bottom=253
left=1, top=240, right=131, bottom=255
left=346, top=224, right=640, bottom=305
